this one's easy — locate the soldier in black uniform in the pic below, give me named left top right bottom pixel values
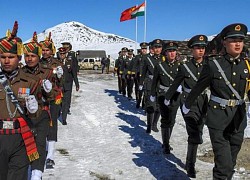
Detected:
left=165, top=35, right=209, bottom=178
left=114, top=51, right=122, bottom=94
left=150, top=42, right=181, bottom=153
left=183, top=23, right=249, bottom=180
left=139, top=39, right=163, bottom=134
left=126, top=49, right=135, bottom=100
left=117, top=47, right=128, bottom=97
left=132, top=42, right=148, bottom=108
left=60, top=42, right=80, bottom=125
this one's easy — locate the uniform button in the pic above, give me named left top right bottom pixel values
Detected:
left=170, top=71, right=172, bottom=73
left=233, top=72, right=236, bottom=76
left=213, top=105, right=217, bottom=108
left=233, top=83, right=236, bottom=87
left=232, top=94, right=235, bottom=97
left=233, top=62, right=236, bottom=65
left=219, top=77, right=222, bottom=79
left=198, top=72, right=200, bottom=75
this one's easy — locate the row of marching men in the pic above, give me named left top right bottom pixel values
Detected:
left=0, top=21, right=79, bottom=180
left=115, top=23, right=250, bottom=179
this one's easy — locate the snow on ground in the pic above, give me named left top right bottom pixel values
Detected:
left=43, top=71, right=248, bottom=180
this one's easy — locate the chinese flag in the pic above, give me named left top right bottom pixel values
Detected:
left=120, top=6, right=137, bottom=22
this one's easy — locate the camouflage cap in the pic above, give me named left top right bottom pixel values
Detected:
left=220, top=23, right=248, bottom=40
left=0, top=21, right=23, bottom=56
left=187, top=35, right=208, bottom=48
left=23, top=32, right=42, bottom=57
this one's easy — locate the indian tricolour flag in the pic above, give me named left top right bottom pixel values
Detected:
left=131, top=2, right=145, bottom=18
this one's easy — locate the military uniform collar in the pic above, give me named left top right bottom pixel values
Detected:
left=224, top=53, right=241, bottom=64
left=191, top=58, right=203, bottom=67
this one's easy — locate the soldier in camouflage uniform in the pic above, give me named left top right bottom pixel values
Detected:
left=183, top=23, right=249, bottom=180
left=165, top=35, right=209, bottom=178
left=150, top=42, right=181, bottom=154
left=0, top=21, right=40, bottom=180
left=139, top=39, right=163, bottom=134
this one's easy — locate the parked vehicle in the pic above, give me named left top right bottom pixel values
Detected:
left=78, top=58, right=102, bottom=70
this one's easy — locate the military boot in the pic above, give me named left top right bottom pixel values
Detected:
left=161, top=128, right=171, bottom=154
left=136, top=98, right=141, bottom=109
left=151, top=111, right=160, bottom=132
left=146, top=113, right=153, bottom=134
left=185, top=143, right=198, bottom=178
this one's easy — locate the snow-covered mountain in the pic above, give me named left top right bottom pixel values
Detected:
left=25, top=21, right=139, bottom=58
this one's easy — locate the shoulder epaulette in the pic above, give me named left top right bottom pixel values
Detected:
left=162, top=56, right=166, bottom=62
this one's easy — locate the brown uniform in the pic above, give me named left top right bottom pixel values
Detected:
left=40, top=57, right=63, bottom=140
left=0, top=69, right=40, bottom=180
left=22, top=63, right=56, bottom=172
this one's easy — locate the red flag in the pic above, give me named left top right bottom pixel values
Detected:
left=120, top=5, right=137, bottom=22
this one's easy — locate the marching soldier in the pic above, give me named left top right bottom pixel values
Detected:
left=0, top=21, right=39, bottom=180
left=114, top=51, right=122, bottom=94
left=164, top=35, right=209, bottom=178
left=125, top=49, right=135, bottom=100
left=60, top=42, right=80, bottom=124
left=132, top=42, right=148, bottom=108
left=150, top=42, right=181, bottom=153
left=22, top=32, right=55, bottom=178
left=117, top=47, right=129, bottom=97
left=139, top=39, right=163, bottom=134
left=39, top=33, right=64, bottom=169
left=183, top=23, right=249, bottom=179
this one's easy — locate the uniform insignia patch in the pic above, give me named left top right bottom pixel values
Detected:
left=244, top=69, right=248, bottom=73
left=235, top=25, right=241, bottom=31
left=199, top=36, right=204, bottom=41
left=18, top=88, right=30, bottom=99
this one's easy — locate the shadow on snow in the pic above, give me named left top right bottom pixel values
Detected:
left=105, top=89, right=189, bottom=180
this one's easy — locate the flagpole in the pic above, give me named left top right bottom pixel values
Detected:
left=135, top=9, right=138, bottom=54
left=144, top=0, right=147, bottom=42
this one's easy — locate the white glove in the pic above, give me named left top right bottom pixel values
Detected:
left=139, top=85, right=143, bottom=91
left=176, top=85, right=183, bottom=93
left=182, top=104, right=190, bottom=115
left=25, top=95, right=38, bottom=114
left=247, top=106, right=250, bottom=119
left=150, top=95, right=156, bottom=102
left=56, top=66, right=64, bottom=78
left=42, top=79, right=52, bottom=93
left=164, top=99, right=170, bottom=106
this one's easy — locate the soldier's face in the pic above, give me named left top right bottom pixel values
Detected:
left=223, top=38, right=244, bottom=57
left=59, top=52, right=66, bottom=59
left=42, top=48, right=52, bottom=58
left=0, top=52, right=19, bottom=72
left=166, top=50, right=177, bottom=61
left=153, top=46, right=162, bottom=55
left=192, top=46, right=205, bottom=60
left=24, top=52, right=40, bottom=68
left=141, top=48, right=147, bottom=54
left=149, top=48, right=154, bottom=54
